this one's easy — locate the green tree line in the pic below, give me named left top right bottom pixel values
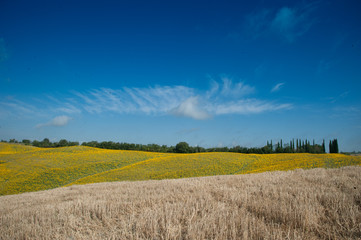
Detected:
left=2, top=138, right=339, bottom=154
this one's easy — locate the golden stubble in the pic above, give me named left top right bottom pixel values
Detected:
left=1, top=166, right=360, bottom=239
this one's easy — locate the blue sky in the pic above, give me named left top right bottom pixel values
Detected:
left=1, top=0, right=361, bottom=151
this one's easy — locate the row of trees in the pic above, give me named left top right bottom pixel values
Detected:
left=3, top=138, right=339, bottom=154
left=7, top=138, right=79, bottom=148
left=265, top=139, right=328, bottom=154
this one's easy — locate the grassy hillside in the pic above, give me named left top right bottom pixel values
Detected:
left=1, top=166, right=360, bottom=239
left=1, top=142, right=361, bottom=195
left=0, top=143, right=171, bottom=195
left=69, top=152, right=361, bottom=185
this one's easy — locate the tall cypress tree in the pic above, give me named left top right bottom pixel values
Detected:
left=302, top=141, right=305, bottom=150
left=333, top=139, right=339, bottom=153
left=336, top=139, right=339, bottom=153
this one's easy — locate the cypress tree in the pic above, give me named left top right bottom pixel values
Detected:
left=332, top=139, right=339, bottom=153
left=335, top=139, right=339, bottom=153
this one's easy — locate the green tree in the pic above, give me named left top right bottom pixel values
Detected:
left=330, top=139, right=339, bottom=153
left=41, top=138, right=51, bottom=148
left=32, top=140, right=40, bottom=147
left=175, top=142, right=190, bottom=153
left=57, top=139, right=68, bottom=147
left=22, top=139, right=31, bottom=145
left=334, top=139, right=339, bottom=153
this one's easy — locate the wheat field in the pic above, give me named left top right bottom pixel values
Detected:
left=1, top=166, right=360, bottom=239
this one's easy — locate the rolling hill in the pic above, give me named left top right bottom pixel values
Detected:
left=1, top=142, right=361, bottom=195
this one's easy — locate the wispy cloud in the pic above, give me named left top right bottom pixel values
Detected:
left=206, top=77, right=255, bottom=99
left=57, top=102, right=82, bottom=114
left=219, top=77, right=255, bottom=98
left=271, top=83, right=285, bottom=93
left=68, top=78, right=288, bottom=120
left=0, top=97, right=37, bottom=119
left=209, top=99, right=292, bottom=115
left=245, top=2, right=318, bottom=42
left=36, top=115, right=72, bottom=128
left=1, top=77, right=292, bottom=121
left=74, top=86, right=194, bottom=115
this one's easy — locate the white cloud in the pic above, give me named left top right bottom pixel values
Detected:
left=36, top=115, right=72, bottom=128
left=206, top=77, right=255, bottom=101
left=219, top=77, right=255, bottom=98
left=209, top=99, right=292, bottom=115
left=57, top=103, right=82, bottom=114
left=271, top=83, right=285, bottom=93
left=65, top=78, right=292, bottom=120
left=50, top=116, right=71, bottom=126
left=2, top=78, right=292, bottom=122
left=74, top=86, right=194, bottom=115
left=170, top=97, right=211, bottom=120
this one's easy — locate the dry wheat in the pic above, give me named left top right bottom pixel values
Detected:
left=1, top=166, right=360, bottom=239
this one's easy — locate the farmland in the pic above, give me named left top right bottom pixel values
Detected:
left=1, top=142, right=361, bottom=195
left=0, top=143, right=170, bottom=195
left=1, top=166, right=360, bottom=239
